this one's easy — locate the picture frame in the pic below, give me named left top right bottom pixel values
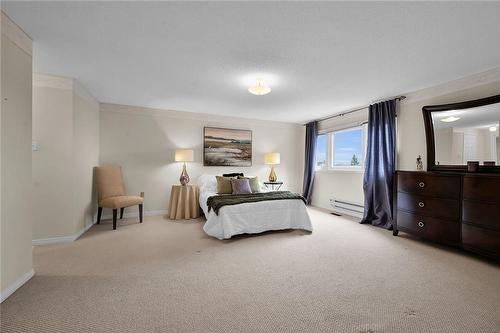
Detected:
left=203, top=127, right=252, bottom=166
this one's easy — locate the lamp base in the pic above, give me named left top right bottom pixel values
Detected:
left=268, top=166, right=277, bottom=182
left=180, top=163, right=190, bottom=185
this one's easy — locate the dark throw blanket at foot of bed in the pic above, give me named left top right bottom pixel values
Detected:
left=207, top=191, right=307, bottom=215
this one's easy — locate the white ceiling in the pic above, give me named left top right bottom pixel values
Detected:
left=3, top=1, right=500, bottom=123
left=432, top=102, right=500, bottom=129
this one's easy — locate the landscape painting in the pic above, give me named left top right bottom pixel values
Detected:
left=203, top=127, right=252, bottom=166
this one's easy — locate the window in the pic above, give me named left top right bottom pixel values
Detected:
left=331, top=127, right=364, bottom=168
left=315, top=125, right=367, bottom=171
left=316, top=134, right=327, bottom=170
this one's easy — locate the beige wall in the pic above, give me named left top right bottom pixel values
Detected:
left=1, top=12, right=33, bottom=300
left=72, top=82, right=99, bottom=234
left=311, top=68, right=500, bottom=212
left=32, top=74, right=99, bottom=241
left=32, top=80, right=74, bottom=239
left=397, top=69, right=500, bottom=170
left=99, top=103, right=304, bottom=214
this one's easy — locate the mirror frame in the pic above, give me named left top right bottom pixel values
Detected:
left=423, top=94, right=500, bottom=173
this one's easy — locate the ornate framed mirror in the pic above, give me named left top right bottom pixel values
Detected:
left=423, top=94, right=500, bottom=173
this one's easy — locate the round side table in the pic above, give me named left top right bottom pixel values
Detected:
left=168, top=185, right=200, bottom=220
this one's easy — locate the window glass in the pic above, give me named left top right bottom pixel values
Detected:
left=332, top=128, right=363, bottom=167
left=316, top=134, right=327, bottom=169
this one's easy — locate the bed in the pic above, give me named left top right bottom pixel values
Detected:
left=197, top=175, right=313, bottom=239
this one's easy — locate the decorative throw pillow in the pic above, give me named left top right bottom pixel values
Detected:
left=238, top=176, right=261, bottom=193
left=223, top=173, right=244, bottom=177
left=231, top=178, right=252, bottom=194
left=216, top=176, right=233, bottom=194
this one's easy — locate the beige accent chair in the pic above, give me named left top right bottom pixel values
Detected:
left=95, top=166, right=144, bottom=230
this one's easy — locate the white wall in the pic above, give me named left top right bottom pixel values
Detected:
left=0, top=11, right=33, bottom=301
left=99, top=103, right=305, bottom=214
left=310, top=109, right=367, bottom=210
left=32, top=74, right=99, bottom=242
left=310, top=171, right=364, bottom=210
left=434, top=128, right=453, bottom=165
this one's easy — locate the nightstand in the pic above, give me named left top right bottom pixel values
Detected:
left=263, top=181, right=283, bottom=191
left=168, top=184, right=200, bottom=219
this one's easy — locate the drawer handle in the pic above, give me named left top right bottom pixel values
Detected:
left=418, top=202, right=425, bottom=208
left=417, top=221, right=425, bottom=228
left=418, top=182, right=425, bottom=188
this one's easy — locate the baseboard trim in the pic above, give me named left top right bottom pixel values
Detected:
left=32, top=210, right=167, bottom=246
left=32, top=220, right=96, bottom=246
left=101, top=209, right=167, bottom=220
left=0, top=269, right=34, bottom=303
left=74, top=219, right=97, bottom=241
left=32, top=235, right=75, bottom=246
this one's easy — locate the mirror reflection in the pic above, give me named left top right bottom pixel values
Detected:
left=432, top=102, right=500, bottom=166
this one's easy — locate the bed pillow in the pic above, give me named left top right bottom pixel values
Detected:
left=223, top=173, right=244, bottom=177
left=216, top=176, right=233, bottom=194
left=231, top=178, right=252, bottom=194
left=238, top=176, right=261, bottom=193
left=197, top=174, right=217, bottom=192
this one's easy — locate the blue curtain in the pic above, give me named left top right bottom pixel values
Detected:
left=302, top=121, right=318, bottom=204
left=361, top=99, right=397, bottom=229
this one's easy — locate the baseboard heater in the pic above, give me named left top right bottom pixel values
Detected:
left=329, top=198, right=364, bottom=218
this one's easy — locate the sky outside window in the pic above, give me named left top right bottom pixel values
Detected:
left=333, top=129, right=363, bottom=166
left=316, top=134, right=327, bottom=168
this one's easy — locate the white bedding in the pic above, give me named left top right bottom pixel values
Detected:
left=197, top=175, right=313, bottom=240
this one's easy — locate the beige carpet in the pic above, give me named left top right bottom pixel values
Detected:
left=1, top=208, right=499, bottom=333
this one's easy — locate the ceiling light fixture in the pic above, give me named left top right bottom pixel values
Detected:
left=248, top=78, right=271, bottom=96
left=441, top=116, right=460, bottom=123
left=489, top=126, right=497, bottom=132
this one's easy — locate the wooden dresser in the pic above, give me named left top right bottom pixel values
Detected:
left=394, top=171, right=500, bottom=260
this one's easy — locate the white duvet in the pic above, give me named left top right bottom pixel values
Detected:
left=197, top=175, right=313, bottom=240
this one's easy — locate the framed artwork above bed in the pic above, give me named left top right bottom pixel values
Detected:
left=203, top=127, right=252, bottom=166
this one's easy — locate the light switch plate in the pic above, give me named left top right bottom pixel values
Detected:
left=32, top=141, right=40, bottom=151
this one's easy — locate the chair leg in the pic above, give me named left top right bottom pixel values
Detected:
left=97, top=207, right=102, bottom=224
left=120, top=207, right=124, bottom=219
left=139, top=204, right=143, bottom=223
left=112, top=209, right=117, bottom=230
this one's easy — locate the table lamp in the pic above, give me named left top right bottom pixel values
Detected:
left=264, top=152, right=280, bottom=182
left=175, top=149, right=194, bottom=185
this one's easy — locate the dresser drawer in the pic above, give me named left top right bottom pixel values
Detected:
left=397, top=210, right=460, bottom=244
left=397, top=172, right=460, bottom=199
left=463, top=176, right=500, bottom=203
left=462, top=201, right=500, bottom=231
left=462, top=223, right=500, bottom=258
left=397, top=192, right=460, bottom=220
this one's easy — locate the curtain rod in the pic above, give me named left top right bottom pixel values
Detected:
left=305, top=95, right=406, bottom=125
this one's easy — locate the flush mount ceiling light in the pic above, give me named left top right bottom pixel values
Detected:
left=248, top=78, right=271, bottom=96
left=489, top=126, right=498, bottom=132
left=441, top=116, right=460, bottom=123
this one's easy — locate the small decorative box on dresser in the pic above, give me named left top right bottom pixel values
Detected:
left=394, top=171, right=500, bottom=261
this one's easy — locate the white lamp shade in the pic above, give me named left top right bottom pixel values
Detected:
left=175, top=149, right=194, bottom=162
left=264, top=152, right=280, bottom=165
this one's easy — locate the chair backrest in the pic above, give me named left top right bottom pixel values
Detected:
left=95, top=166, right=125, bottom=201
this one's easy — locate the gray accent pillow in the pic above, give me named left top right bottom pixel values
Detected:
left=231, top=178, right=252, bottom=194
left=238, top=176, right=261, bottom=193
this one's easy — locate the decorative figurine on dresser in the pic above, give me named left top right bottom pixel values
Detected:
left=393, top=94, right=500, bottom=261
left=416, top=155, right=424, bottom=171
